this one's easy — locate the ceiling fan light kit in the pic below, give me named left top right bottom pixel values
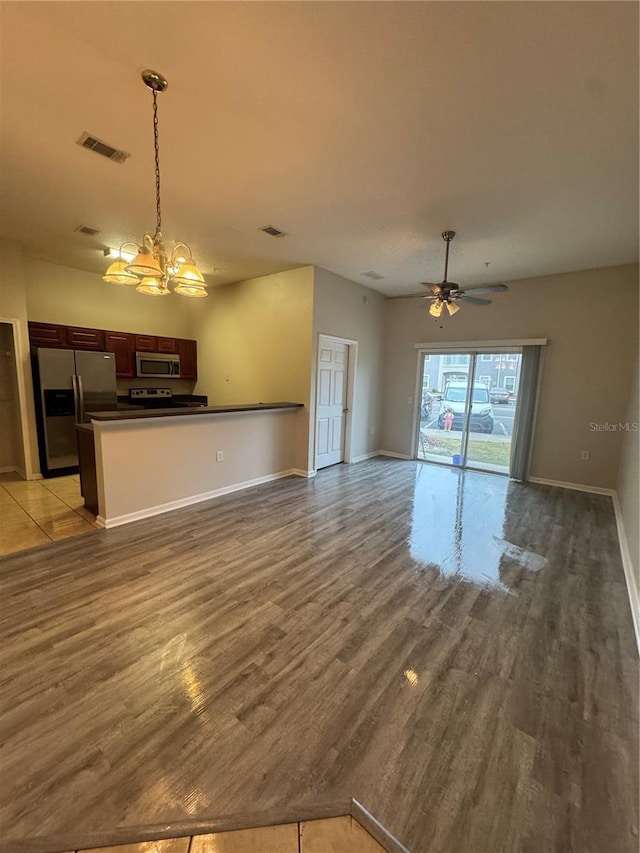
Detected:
left=102, top=70, right=208, bottom=298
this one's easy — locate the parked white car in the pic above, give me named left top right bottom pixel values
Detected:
left=437, top=382, right=494, bottom=433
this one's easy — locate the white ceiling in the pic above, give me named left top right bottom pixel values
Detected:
left=0, top=2, right=638, bottom=295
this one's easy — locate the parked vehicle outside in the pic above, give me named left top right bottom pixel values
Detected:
left=437, top=382, right=494, bottom=433
left=490, top=387, right=511, bottom=404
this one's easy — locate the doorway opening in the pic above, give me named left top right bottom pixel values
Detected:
left=416, top=349, right=523, bottom=475
left=0, top=321, right=27, bottom=477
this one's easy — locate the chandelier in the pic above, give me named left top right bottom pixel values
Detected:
left=103, top=70, right=207, bottom=298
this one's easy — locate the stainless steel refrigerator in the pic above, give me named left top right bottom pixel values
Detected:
left=34, top=348, right=117, bottom=476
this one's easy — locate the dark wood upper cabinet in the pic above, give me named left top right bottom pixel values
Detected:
left=28, top=323, right=197, bottom=381
left=105, top=331, right=135, bottom=378
left=28, top=322, right=68, bottom=348
left=156, top=337, right=177, bottom=354
left=134, top=335, right=157, bottom=352
left=178, top=339, right=197, bottom=381
left=66, top=326, right=105, bottom=350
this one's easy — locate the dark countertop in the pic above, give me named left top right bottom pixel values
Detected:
left=115, top=403, right=147, bottom=411
left=86, top=402, right=304, bottom=422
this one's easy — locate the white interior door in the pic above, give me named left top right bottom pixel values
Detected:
left=315, top=340, right=348, bottom=469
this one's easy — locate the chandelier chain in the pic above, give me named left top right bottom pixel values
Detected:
left=152, top=89, right=162, bottom=239
left=103, top=70, right=207, bottom=297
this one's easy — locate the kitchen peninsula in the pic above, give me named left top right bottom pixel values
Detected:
left=84, top=403, right=305, bottom=527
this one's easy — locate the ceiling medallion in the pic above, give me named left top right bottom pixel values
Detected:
left=103, top=70, right=207, bottom=298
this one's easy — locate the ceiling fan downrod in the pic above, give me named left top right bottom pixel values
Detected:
left=441, top=230, right=455, bottom=283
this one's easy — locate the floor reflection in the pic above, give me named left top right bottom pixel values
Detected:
left=409, top=463, right=545, bottom=588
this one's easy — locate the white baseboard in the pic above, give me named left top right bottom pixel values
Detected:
left=378, top=450, right=413, bottom=460
left=612, top=492, right=640, bottom=654
left=528, top=476, right=615, bottom=497
left=0, top=465, right=33, bottom=481
left=291, top=469, right=316, bottom=478
left=98, top=469, right=300, bottom=529
left=351, top=451, right=381, bottom=463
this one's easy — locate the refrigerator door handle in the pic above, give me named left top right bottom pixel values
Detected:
left=71, top=373, right=80, bottom=423
left=76, top=373, right=85, bottom=423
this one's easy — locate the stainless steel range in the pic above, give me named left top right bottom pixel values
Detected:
left=129, top=387, right=174, bottom=408
left=129, top=388, right=207, bottom=409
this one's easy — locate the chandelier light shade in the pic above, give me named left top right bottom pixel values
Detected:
left=428, top=300, right=443, bottom=318
left=102, top=70, right=208, bottom=298
left=102, top=258, right=139, bottom=285
left=446, top=300, right=460, bottom=316
left=126, top=241, right=164, bottom=279
left=174, top=281, right=209, bottom=298
left=136, top=276, right=170, bottom=296
left=173, top=261, right=206, bottom=286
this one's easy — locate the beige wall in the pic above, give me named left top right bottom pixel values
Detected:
left=616, top=355, right=639, bottom=619
left=94, top=409, right=303, bottom=524
left=382, top=264, right=639, bottom=489
left=25, top=257, right=199, bottom=338
left=0, top=238, right=38, bottom=476
left=311, top=267, right=385, bottom=470
left=192, top=266, right=314, bottom=471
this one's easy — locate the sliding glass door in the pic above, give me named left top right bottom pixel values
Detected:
left=416, top=350, right=523, bottom=475
left=417, top=353, right=470, bottom=465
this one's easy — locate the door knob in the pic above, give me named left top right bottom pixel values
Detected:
left=343, top=408, right=349, bottom=414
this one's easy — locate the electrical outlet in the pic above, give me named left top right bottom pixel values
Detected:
left=369, top=427, right=375, bottom=436
left=216, top=451, right=224, bottom=462
left=408, top=396, right=413, bottom=405
left=580, top=450, right=590, bottom=461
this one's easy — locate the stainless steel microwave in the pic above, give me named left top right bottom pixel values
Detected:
left=136, top=352, right=181, bottom=378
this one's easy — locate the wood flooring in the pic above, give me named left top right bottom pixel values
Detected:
left=0, top=459, right=637, bottom=853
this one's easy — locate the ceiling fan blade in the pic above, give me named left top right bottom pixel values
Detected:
left=460, top=283, right=508, bottom=296
left=420, top=282, right=442, bottom=294
left=458, top=295, right=492, bottom=306
left=385, top=293, right=433, bottom=300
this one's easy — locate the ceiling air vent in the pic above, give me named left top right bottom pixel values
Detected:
left=362, top=270, right=385, bottom=280
left=75, top=225, right=100, bottom=236
left=260, top=225, right=287, bottom=238
left=77, top=132, right=130, bottom=164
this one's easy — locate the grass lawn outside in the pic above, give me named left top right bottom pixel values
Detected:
left=419, top=431, right=512, bottom=466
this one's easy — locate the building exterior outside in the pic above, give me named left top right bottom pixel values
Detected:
left=422, top=353, right=522, bottom=396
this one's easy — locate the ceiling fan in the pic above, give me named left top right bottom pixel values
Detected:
left=391, top=231, right=508, bottom=317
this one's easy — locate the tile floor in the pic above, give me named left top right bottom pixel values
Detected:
left=0, top=473, right=99, bottom=557
left=61, top=816, right=385, bottom=853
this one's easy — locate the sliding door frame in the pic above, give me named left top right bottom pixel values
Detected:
left=413, top=339, right=547, bottom=475
left=459, top=353, right=476, bottom=466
